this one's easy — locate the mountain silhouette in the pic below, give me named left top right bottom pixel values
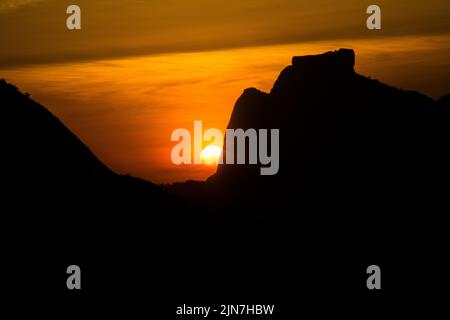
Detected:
left=1, top=79, right=189, bottom=245
left=172, top=49, right=450, bottom=234
left=168, top=49, right=450, bottom=302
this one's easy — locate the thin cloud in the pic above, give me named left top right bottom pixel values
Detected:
left=0, top=0, right=45, bottom=12
left=1, top=0, right=449, bottom=68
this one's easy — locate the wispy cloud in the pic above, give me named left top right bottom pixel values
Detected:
left=1, top=0, right=449, bottom=68
left=0, top=0, right=45, bottom=12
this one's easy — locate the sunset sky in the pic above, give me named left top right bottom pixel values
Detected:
left=1, top=0, right=450, bottom=182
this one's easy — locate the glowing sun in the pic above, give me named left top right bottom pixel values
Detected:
left=200, top=145, right=222, bottom=165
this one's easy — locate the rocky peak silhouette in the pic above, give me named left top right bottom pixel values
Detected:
left=291, top=48, right=355, bottom=73
left=207, top=49, right=450, bottom=225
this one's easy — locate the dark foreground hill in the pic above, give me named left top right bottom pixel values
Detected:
left=0, top=79, right=188, bottom=243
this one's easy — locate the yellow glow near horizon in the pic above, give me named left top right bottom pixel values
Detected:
left=200, top=145, right=222, bottom=165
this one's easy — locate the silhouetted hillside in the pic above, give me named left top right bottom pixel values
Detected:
left=438, top=93, right=450, bottom=107
left=0, top=79, right=188, bottom=243
left=173, top=49, right=450, bottom=234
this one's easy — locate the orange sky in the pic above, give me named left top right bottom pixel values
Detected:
left=1, top=1, right=450, bottom=183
